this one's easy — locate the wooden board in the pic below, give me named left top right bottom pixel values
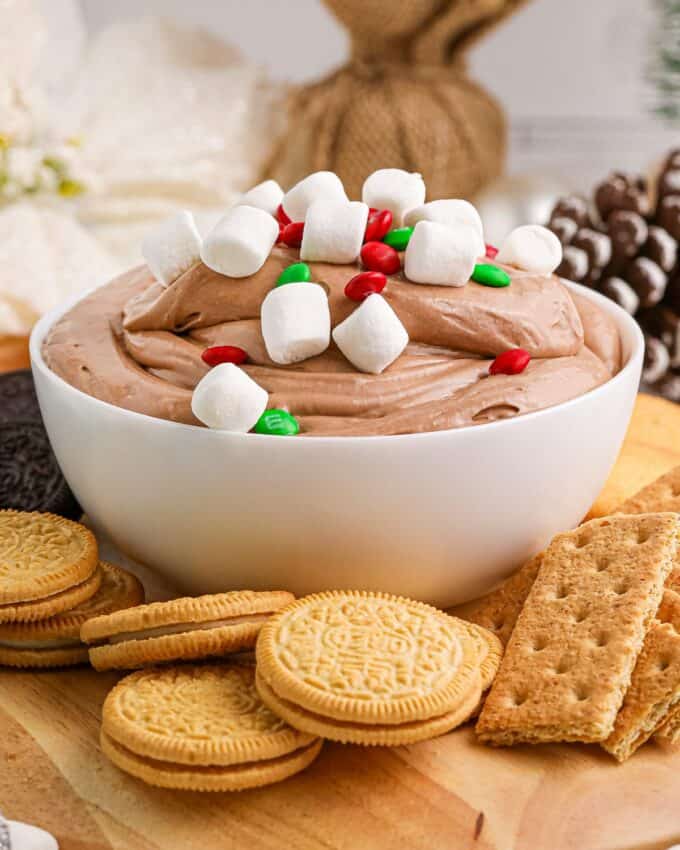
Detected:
left=1, top=394, right=680, bottom=850
left=0, top=335, right=30, bottom=373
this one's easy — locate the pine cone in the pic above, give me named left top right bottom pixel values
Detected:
left=547, top=150, right=680, bottom=401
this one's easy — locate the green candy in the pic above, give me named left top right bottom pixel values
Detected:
left=471, top=263, right=511, bottom=288
left=382, top=227, right=414, bottom=251
left=254, top=409, right=300, bottom=436
left=276, top=262, right=311, bottom=286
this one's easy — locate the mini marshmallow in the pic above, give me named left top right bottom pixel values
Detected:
left=404, top=200, right=485, bottom=256
left=282, top=171, right=348, bottom=222
left=404, top=220, right=477, bottom=287
left=261, top=282, right=331, bottom=365
left=332, top=294, right=408, bottom=374
left=142, top=210, right=202, bottom=287
left=237, top=179, right=283, bottom=216
left=362, top=168, right=426, bottom=226
left=496, top=224, right=563, bottom=275
left=191, top=363, right=268, bottom=432
left=300, top=200, right=369, bottom=264
left=201, top=205, right=278, bottom=278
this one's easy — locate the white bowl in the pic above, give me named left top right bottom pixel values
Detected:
left=30, top=282, right=643, bottom=608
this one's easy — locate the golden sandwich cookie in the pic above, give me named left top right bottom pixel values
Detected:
left=0, top=510, right=99, bottom=623
left=100, top=664, right=322, bottom=791
left=255, top=590, right=483, bottom=746
left=82, top=589, right=295, bottom=671
left=0, top=562, right=144, bottom=668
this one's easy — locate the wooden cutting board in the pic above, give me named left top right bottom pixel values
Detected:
left=1, top=393, right=680, bottom=850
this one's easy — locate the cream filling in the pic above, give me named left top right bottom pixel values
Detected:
left=0, top=638, right=82, bottom=650
left=106, top=614, right=268, bottom=645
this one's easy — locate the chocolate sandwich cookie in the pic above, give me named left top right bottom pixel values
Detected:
left=0, top=370, right=41, bottom=423
left=0, top=421, right=81, bottom=519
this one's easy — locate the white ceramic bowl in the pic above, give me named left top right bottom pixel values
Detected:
left=30, top=282, right=643, bottom=608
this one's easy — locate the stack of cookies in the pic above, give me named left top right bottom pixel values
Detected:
left=0, top=370, right=81, bottom=518
left=0, top=510, right=143, bottom=667
left=452, top=465, right=680, bottom=762
left=6, top=466, right=680, bottom=796
left=88, top=589, right=502, bottom=790
left=255, top=591, right=502, bottom=747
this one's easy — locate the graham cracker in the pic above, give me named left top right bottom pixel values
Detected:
left=602, top=589, right=680, bottom=761
left=615, top=465, right=680, bottom=589
left=448, top=553, right=543, bottom=647
left=616, top=465, right=680, bottom=515
left=476, top=514, right=678, bottom=746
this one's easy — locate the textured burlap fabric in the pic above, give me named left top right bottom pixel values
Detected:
left=265, top=0, right=530, bottom=200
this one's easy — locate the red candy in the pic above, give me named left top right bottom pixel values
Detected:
left=361, top=241, right=401, bottom=275
left=201, top=345, right=249, bottom=367
left=281, top=221, right=304, bottom=248
left=489, top=348, right=531, bottom=376
left=276, top=204, right=291, bottom=226
left=345, top=271, right=387, bottom=301
left=485, top=243, right=499, bottom=259
left=364, top=208, right=393, bottom=243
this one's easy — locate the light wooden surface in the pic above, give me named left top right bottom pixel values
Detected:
left=0, top=335, right=30, bottom=373
left=1, top=394, right=680, bottom=850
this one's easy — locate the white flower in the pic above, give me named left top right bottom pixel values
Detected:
left=0, top=179, right=21, bottom=201
left=36, top=164, right=58, bottom=193
left=5, top=146, right=43, bottom=189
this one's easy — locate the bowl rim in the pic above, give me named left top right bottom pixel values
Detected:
left=30, top=277, right=644, bottom=445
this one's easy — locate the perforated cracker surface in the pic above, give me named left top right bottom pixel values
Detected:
left=616, top=465, right=680, bottom=514
left=602, top=596, right=680, bottom=761
left=476, top=514, right=678, bottom=746
left=256, top=590, right=480, bottom=724
left=0, top=511, right=98, bottom=604
left=103, top=664, right=316, bottom=765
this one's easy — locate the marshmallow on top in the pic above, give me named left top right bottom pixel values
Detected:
left=362, top=168, right=425, bottom=227
left=140, top=169, right=568, bottom=433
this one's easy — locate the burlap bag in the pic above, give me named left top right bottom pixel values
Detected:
left=264, top=0, right=529, bottom=201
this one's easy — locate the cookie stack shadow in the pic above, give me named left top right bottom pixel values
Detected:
left=2, top=465, right=680, bottom=794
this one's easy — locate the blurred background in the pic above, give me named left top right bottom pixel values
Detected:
left=2, top=0, right=680, bottom=394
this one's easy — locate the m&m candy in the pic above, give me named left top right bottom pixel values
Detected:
left=383, top=227, right=414, bottom=252
left=201, top=346, right=249, bottom=367
left=489, top=348, right=530, bottom=376
left=471, top=264, right=511, bottom=288
left=364, top=208, right=393, bottom=243
left=281, top=222, right=305, bottom=248
left=345, top=271, right=387, bottom=301
left=254, top=409, right=300, bottom=436
left=276, top=204, right=291, bottom=226
left=276, top=262, right=311, bottom=286
left=361, top=241, right=401, bottom=275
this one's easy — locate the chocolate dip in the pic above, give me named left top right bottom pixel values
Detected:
left=43, top=246, right=621, bottom=436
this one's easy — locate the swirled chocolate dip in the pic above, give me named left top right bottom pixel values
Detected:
left=43, top=246, right=621, bottom=436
